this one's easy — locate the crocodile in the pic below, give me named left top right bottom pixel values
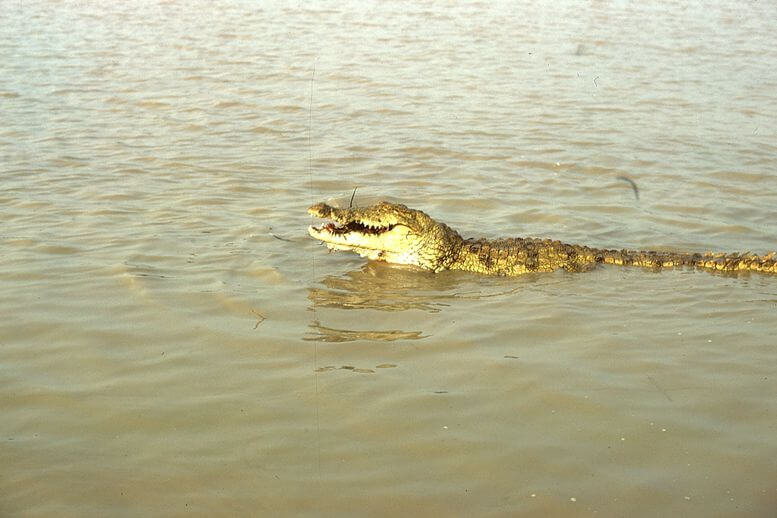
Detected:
left=308, top=201, right=777, bottom=275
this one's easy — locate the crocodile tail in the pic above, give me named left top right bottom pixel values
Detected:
left=594, top=249, right=777, bottom=273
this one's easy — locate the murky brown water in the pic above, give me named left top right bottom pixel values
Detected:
left=2, top=1, right=777, bottom=516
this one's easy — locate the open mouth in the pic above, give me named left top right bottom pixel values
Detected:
left=307, top=202, right=417, bottom=263
left=307, top=203, right=404, bottom=254
left=314, top=220, right=397, bottom=237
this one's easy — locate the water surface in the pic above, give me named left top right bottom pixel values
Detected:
left=2, top=1, right=777, bottom=516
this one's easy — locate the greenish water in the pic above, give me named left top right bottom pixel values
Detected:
left=1, top=1, right=776, bottom=516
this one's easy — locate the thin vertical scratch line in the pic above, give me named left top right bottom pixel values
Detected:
left=308, top=62, right=316, bottom=205
left=307, top=58, right=321, bottom=484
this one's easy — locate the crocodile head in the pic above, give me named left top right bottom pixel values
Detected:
left=307, top=201, right=463, bottom=271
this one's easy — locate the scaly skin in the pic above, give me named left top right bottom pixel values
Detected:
left=308, top=201, right=777, bottom=275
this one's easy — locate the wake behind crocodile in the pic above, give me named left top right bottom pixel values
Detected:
left=308, top=201, right=777, bottom=276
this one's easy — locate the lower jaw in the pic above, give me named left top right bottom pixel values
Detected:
left=325, top=242, right=356, bottom=252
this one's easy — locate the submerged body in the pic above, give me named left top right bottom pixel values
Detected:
left=308, top=201, right=777, bottom=275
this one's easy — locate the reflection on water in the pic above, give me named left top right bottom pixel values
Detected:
left=314, top=363, right=397, bottom=374
left=305, top=320, right=427, bottom=342
left=307, top=261, right=563, bottom=310
left=307, top=262, right=452, bottom=313
left=305, top=263, right=448, bottom=341
left=305, top=261, right=573, bottom=341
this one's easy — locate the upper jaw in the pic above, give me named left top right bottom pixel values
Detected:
left=307, top=203, right=401, bottom=242
left=308, top=203, right=357, bottom=245
left=307, top=202, right=404, bottom=228
left=307, top=203, right=340, bottom=222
